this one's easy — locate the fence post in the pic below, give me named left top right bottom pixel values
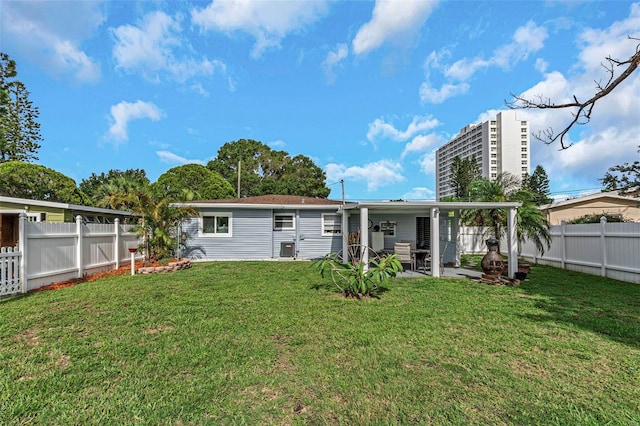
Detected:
left=18, top=212, right=27, bottom=293
left=76, top=215, right=83, bottom=278
left=114, top=218, right=120, bottom=270
left=560, top=220, right=566, bottom=269
left=600, top=216, right=607, bottom=277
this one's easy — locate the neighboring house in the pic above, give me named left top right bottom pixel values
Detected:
left=539, top=191, right=640, bottom=225
left=175, top=194, right=522, bottom=278
left=0, top=196, right=136, bottom=247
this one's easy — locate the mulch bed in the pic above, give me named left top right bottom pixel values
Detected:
left=28, top=260, right=162, bottom=293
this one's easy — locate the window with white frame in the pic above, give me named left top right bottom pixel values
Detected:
left=200, top=214, right=231, bottom=236
left=322, top=213, right=342, bottom=236
left=274, top=213, right=295, bottom=230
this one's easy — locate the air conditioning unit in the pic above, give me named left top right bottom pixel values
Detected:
left=280, top=241, right=295, bottom=257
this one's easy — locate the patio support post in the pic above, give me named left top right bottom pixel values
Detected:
left=431, top=208, right=440, bottom=277
left=507, top=207, right=517, bottom=278
left=360, top=207, right=369, bottom=270
left=341, top=209, right=349, bottom=264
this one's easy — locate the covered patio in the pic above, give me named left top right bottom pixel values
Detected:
left=338, top=201, right=521, bottom=278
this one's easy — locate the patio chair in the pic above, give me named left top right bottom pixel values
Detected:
left=393, top=242, right=414, bottom=271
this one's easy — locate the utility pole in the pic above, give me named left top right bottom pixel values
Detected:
left=237, top=160, right=241, bottom=198
left=341, top=179, right=345, bottom=204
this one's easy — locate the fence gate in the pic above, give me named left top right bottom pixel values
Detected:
left=0, top=247, right=21, bottom=296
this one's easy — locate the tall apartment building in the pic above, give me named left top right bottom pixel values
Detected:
left=435, top=110, right=530, bottom=200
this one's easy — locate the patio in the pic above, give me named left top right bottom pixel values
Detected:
left=398, top=266, right=482, bottom=279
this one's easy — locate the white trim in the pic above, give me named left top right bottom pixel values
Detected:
left=274, top=213, right=295, bottom=231
left=198, top=212, right=233, bottom=237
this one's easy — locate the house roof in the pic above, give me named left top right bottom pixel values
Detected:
left=539, top=191, right=640, bottom=210
left=175, top=194, right=345, bottom=210
left=175, top=195, right=522, bottom=213
left=0, top=196, right=135, bottom=216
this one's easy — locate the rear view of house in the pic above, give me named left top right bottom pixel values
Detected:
left=175, top=195, right=345, bottom=260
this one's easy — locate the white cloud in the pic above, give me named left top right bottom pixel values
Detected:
left=112, top=11, right=226, bottom=83
left=418, top=151, right=436, bottom=175
left=401, top=134, right=441, bottom=159
left=268, top=140, right=286, bottom=149
left=367, top=115, right=440, bottom=142
left=509, top=4, right=640, bottom=190
left=107, top=100, right=165, bottom=142
left=325, top=160, right=404, bottom=192
left=352, top=0, right=439, bottom=55
left=421, top=21, right=548, bottom=103
left=156, top=151, right=205, bottom=165
left=191, top=0, right=330, bottom=58
left=419, top=81, right=470, bottom=104
left=0, top=0, right=103, bottom=83
left=322, top=43, right=349, bottom=84
left=402, top=186, right=435, bottom=201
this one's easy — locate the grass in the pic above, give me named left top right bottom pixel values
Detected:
left=1, top=260, right=639, bottom=425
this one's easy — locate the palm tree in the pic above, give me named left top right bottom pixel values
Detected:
left=462, top=173, right=552, bottom=255
left=96, top=180, right=196, bottom=261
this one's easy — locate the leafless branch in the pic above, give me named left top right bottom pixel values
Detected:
left=506, top=36, right=640, bottom=150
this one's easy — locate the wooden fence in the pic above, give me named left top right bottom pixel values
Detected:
left=460, top=219, right=640, bottom=284
left=0, top=213, right=140, bottom=296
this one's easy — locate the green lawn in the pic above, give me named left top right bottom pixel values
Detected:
left=1, top=261, right=639, bottom=425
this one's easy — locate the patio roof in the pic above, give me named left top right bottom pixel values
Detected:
left=341, top=200, right=521, bottom=213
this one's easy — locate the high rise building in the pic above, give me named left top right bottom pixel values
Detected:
left=435, top=110, right=530, bottom=200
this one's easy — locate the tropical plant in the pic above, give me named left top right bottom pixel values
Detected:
left=314, top=244, right=402, bottom=298
left=97, top=183, right=196, bottom=261
left=79, top=169, right=151, bottom=206
left=137, top=197, right=196, bottom=262
left=462, top=172, right=552, bottom=255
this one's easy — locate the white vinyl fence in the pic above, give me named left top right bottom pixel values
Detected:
left=460, top=219, right=640, bottom=284
left=0, top=213, right=140, bottom=296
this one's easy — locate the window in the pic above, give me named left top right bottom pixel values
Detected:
left=322, top=214, right=342, bottom=236
left=200, top=214, right=231, bottom=236
left=379, top=221, right=396, bottom=238
left=274, top=213, right=294, bottom=230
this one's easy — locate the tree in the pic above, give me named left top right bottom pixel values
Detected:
left=450, top=155, right=481, bottom=200
left=152, top=163, right=236, bottom=201
left=79, top=169, right=151, bottom=206
left=0, top=53, right=42, bottom=163
left=600, top=146, right=640, bottom=193
left=462, top=173, right=551, bottom=255
left=523, top=165, right=553, bottom=205
left=0, top=161, right=89, bottom=204
left=207, top=139, right=330, bottom=198
left=507, top=37, right=640, bottom=149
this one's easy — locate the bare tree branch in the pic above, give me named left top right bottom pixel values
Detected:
left=506, top=36, right=640, bottom=150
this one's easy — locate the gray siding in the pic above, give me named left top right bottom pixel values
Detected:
left=297, top=210, right=343, bottom=259
left=182, top=207, right=342, bottom=261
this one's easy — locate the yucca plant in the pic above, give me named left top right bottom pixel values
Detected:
left=314, top=244, right=403, bottom=298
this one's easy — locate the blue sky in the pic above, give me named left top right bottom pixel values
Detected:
left=1, top=0, right=638, bottom=202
